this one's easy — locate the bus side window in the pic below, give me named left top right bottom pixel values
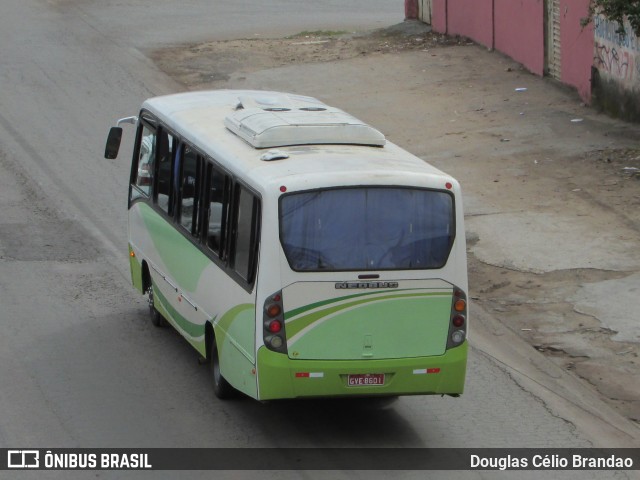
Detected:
left=155, top=130, right=174, bottom=215
left=231, top=186, right=260, bottom=283
left=179, top=146, right=201, bottom=236
left=131, top=124, right=156, bottom=200
left=205, top=165, right=229, bottom=258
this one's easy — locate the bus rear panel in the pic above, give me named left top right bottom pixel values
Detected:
left=256, top=186, right=467, bottom=400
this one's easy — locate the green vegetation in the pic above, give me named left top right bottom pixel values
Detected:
left=584, top=0, right=640, bottom=36
left=286, top=30, right=348, bottom=39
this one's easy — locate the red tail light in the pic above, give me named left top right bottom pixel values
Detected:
left=263, top=290, right=287, bottom=354
left=268, top=320, right=282, bottom=333
left=448, top=286, right=467, bottom=349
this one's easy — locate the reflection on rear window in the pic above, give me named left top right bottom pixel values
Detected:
left=280, top=187, right=454, bottom=271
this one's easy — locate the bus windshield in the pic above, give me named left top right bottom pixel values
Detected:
left=280, top=187, right=454, bottom=271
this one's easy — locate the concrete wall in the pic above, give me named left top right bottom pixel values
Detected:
left=592, top=15, right=640, bottom=120
left=593, top=16, right=640, bottom=88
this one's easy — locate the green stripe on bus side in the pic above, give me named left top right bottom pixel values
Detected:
left=140, top=203, right=208, bottom=292
left=154, top=284, right=254, bottom=362
left=285, top=289, right=450, bottom=321
left=154, top=285, right=204, bottom=338
left=128, top=244, right=144, bottom=294
left=155, top=285, right=253, bottom=347
left=215, top=303, right=254, bottom=353
left=289, top=296, right=451, bottom=358
left=284, top=290, right=399, bottom=320
left=285, top=291, right=450, bottom=339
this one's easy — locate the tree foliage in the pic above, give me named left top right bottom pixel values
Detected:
left=585, top=0, right=640, bottom=36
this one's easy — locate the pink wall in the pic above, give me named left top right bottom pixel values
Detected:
left=431, top=0, right=543, bottom=71
left=429, top=0, right=594, bottom=102
left=445, top=0, right=494, bottom=48
left=431, top=0, right=447, bottom=34
left=494, top=0, right=544, bottom=76
left=405, top=0, right=419, bottom=20
left=560, top=0, right=594, bottom=101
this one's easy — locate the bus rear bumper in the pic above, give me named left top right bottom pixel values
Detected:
left=256, top=342, right=467, bottom=400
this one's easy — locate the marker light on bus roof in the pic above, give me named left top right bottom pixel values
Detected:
left=446, top=182, right=453, bottom=190
left=280, top=186, right=287, bottom=193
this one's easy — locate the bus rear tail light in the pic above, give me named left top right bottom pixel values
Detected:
left=263, top=291, right=287, bottom=354
left=447, top=287, right=467, bottom=349
left=266, top=304, right=281, bottom=318
left=268, top=320, right=282, bottom=333
left=451, top=331, right=465, bottom=344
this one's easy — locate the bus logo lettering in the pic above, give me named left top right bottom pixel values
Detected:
left=335, top=282, right=398, bottom=290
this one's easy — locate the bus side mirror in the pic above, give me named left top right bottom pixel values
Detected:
left=105, top=127, right=123, bottom=159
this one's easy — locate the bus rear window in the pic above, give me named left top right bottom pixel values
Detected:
left=280, top=187, right=454, bottom=271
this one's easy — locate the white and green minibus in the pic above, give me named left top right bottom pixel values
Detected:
left=105, top=90, right=469, bottom=400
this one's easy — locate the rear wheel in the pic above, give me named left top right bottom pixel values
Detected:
left=210, top=336, right=235, bottom=399
left=147, top=285, right=166, bottom=327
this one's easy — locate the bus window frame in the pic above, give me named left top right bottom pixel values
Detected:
left=228, top=183, right=261, bottom=287
left=128, top=115, right=157, bottom=208
left=127, top=111, right=262, bottom=293
left=198, top=169, right=261, bottom=293
left=153, top=125, right=177, bottom=219
left=203, top=160, right=232, bottom=263
left=177, top=144, right=204, bottom=238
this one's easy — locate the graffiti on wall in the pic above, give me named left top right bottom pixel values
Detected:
left=593, top=15, right=640, bottom=86
left=594, top=43, right=636, bottom=81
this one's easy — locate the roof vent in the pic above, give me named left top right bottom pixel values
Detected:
left=225, top=98, right=385, bottom=149
left=260, top=150, right=290, bottom=161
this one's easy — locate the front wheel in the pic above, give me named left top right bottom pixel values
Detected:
left=210, top=336, right=235, bottom=399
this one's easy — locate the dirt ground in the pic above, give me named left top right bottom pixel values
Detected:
left=149, top=23, right=640, bottom=424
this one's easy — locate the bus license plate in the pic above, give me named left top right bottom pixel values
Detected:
left=347, top=374, right=385, bottom=387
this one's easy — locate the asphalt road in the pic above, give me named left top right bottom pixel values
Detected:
left=0, top=1, right=636, bottom=479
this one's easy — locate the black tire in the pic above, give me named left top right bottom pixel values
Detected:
left=147, top=285, right=166, bottom=327
left=210, top=336, right=235, bottom=399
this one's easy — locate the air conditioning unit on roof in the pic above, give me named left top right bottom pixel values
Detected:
left=224, top=96, right=386, bottom=149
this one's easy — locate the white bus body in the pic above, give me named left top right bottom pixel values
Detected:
left=107, top=90, right=469, bottom=400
